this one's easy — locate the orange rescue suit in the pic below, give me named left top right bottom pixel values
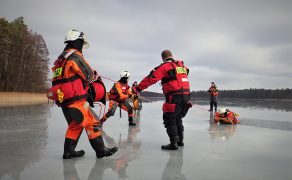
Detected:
left=214, top=111, right=240, bottom=124
left=50, top=48, right=102, bottom=140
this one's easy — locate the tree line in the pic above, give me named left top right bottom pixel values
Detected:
left=0, top=17, right=49, bottom=93
left=191, top=88, right=292, bottom=99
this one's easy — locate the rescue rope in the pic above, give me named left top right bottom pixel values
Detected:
left=93, top=102, right=106, bottom=118
left=99, top=75, right=117, bottom=82
left=193, top=104, right=210, bottom=112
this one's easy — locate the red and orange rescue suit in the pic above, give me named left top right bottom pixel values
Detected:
left=214, top=111, right=240, bottom=124
left=51, top=48, right=116, bottom=159
left=136, top=59, right=191, bottom=145
left=208, top=85, right=218, bottom=111
left=101, top=81, right=134, bottom=124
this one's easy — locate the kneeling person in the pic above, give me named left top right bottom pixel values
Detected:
left=101, top=71, right=136, bottom=126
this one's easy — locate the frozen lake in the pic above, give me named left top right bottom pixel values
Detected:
left=0, top=98, right=291, bottom=180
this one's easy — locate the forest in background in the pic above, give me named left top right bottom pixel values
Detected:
left=141, top=89, right=292, bottom=99
left=191, top=88, right=292, bottom=99
left=0, top=17, right=49, bottom=92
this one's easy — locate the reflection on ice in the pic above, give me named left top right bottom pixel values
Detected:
left=0, top=104, right=49, bottom=180
left=62, top=115, right=142, bottom=180
left=208, top=121, right=237, bottom=141
left=162, top=149, right=185, bottom=180
left=0, top=99, right=292, bottom=180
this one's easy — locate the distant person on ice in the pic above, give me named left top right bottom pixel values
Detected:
left=208, top=82, right=218, bottom=112
left=48, top=29, right=117, bottom=159
left=136, top=50, right=192, bottom=150
left=132, top=81, right=142, bottom=111
left=100, top=71, right=136, bottom=126
left=214, top=107, right=240, bottom=124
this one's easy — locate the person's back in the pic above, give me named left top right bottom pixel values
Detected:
left=136, top=50, right=192, bottom=150
left=49, top=29, right=118, bottom=159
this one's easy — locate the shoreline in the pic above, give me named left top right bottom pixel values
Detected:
left=0, top=92, right=48, bottom=107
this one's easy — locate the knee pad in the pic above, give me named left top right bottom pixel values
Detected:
left=66, top=107, right=84, bottom=124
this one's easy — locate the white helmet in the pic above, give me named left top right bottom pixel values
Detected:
left=120, top=71, right=131, bottom=78
left=218, top=107, right=227, bottom=114
left=64, top=29, right=89, bottom=49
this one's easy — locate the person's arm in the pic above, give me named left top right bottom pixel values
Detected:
left=115, top=83, right=131, bottom=100
left=136, top=64, right=167, bottom=92
left=126, top=88, right=133, bottom=97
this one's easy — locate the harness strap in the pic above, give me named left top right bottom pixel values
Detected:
left=52, top=74, right=79, bottom=86
left=165, top=89, right=190, bottom=96
left=58, top=94, right=88, bottom=106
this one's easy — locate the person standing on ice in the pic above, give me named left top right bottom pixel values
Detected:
left=49, top=29, right=118, bottom=159
left=135, top=50, right=191, bottom=150
left=208, top=82, right=218, bottom=112
left=132, top=81, right=142, bottom=111
left=100, top=71, right=136, bottom=126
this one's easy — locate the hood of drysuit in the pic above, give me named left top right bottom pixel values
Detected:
left=64, top=39, right=84, bottom=52
left=119, top=77, right=128, bottom=84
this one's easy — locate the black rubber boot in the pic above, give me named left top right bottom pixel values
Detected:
left=89, top=136, right=118, bottom=158
left=128, top=117, right=136, bottom=126
left=161, top=136, right=179, bottom=150
left=63, top=138, right=85, bottom=159
left=177, top=132, right=184, bottom=147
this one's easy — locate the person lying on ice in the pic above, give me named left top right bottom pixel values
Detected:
left=214, top=107, right=240, bottom=124
left=100, top=71, right=136, bottom=126
left=135, top=50, right=192, bottom=150
left=48, top=29, right=118, bottom=159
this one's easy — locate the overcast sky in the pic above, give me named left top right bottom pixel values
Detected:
left=1, top=0, right=291, bottom=92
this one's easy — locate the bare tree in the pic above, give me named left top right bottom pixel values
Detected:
left=0, top=17, right=49, bottom=92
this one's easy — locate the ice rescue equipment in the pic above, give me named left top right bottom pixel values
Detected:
left=161, top=61, right=190, bottom=95
left=108, top=82, right=130, bottom=101
left=88, top=79, right=107, bottom=105
left=47, top=50, right=88, bottom=106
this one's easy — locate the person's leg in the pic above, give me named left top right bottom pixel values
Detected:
left=176, top=94, right=190, bottom=146
left=214, top=101, right=217, bottom=112
left=120, top=101, right=135, bottom=126
left=61, top=106, right=85, bottom=159
left=209, top=100, right=214, bottom=111
left=161, top=95, right=183, bottom=150
left=176, top=117, right=184, bottom=146
left=82, top=103, right=118, bottom=158
left=100, top=100, right=118, bottom=123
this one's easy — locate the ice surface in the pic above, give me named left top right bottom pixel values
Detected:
left=0, top=99, right=291, bottom=180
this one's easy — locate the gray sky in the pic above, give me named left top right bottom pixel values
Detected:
left=1, top=0, right=291, bottom=92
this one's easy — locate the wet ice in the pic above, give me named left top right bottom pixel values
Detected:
left=0, top=99, right=291, bottom=180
